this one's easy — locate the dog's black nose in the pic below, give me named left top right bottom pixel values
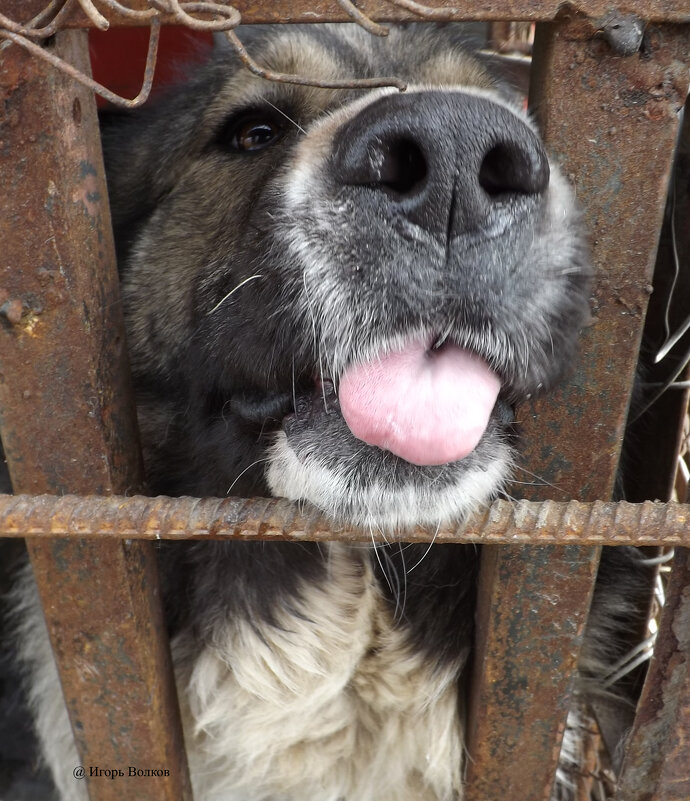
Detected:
left=331, top=91, right=549, bottom=237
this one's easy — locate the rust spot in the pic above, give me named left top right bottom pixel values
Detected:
left=0, top=298, right=23, bottom=325
left=645, top=104, right=669, bottom=121
left=72, top=168, right=101, bottom=220
left=620, top=87, right=654, bottom=107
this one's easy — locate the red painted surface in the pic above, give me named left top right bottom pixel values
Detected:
left=89, top=26, right=212, bottom=106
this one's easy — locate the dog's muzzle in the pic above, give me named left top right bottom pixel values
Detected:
left=330, top=90, right=549, bottom=238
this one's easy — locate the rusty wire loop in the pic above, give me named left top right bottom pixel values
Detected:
left=76, top=0, right=110, bottom=29
left=0, top=17, right=161, bottom=107
left=336, top=0, right=390, bottom=36
left=96, top=0, right=158, bottom=19
left=0, top=0, right=239, bottom=107
left=0, top=0, right=78, bottom=41
left=385, top=0, right=464, bottom=19
left=223, top=29, right=407, bottom=91
left=0, top=494, right=689, bottom=545
left=0, top=0, right=409, bottom=108
left=335, top=0, right=467, bottom=29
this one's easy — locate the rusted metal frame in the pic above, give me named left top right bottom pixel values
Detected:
left=1, top=494, right=690, bottom=545
left=0, top=31, right=192, bottom=801
left=0, top=12, right=685, bottom=801
left=466, top=541, right=602, bottom=801
left=613, top=546, right=690, bottom=801
left=2, top=0, right=690, bottom=25
left=465, top=18, right=690, bottom=801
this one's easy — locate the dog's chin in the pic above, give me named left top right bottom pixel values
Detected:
left=265, top=383, right=514, bottom=531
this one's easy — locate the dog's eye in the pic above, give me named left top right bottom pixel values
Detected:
left=214, top=112, right=284, bottom=154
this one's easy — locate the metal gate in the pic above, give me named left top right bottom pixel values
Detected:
left=0, top=2, right=689, bottom=800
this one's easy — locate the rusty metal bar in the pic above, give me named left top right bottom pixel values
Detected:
left=614, top=547, right=690, bottom=801
left=1, top=0, right=690, bottom=25
left=0, top=494, right=689, bottom=545
left=465, top=19, right=690, bottom=801
left=466, top=543, right=602, bottom=801
left=523, top=21, right=690, bottom=497
left=0, top=30, right=192, bottom=801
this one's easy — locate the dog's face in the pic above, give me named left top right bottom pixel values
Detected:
left=102, top=25, right=590, bottom=528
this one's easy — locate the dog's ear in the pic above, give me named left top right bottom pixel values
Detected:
left=99, top=98, right=201, bottom=265
left=99, top=60, right=227, bottom=268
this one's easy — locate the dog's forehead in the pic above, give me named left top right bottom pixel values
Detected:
left=208, top=25, right=496, bottom=118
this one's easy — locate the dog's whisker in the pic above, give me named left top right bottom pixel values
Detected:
left=301, top=271, right=328, bottom=396
left=396, top=541, right=408, bottom=623
left=369, top=525, right=396, bottom=599
left=406, top=522, right=441, bottom=574
left=261, top=97, right=307, bottom=135
left=207, top=274, right=264, bottom=315
left=291, top=356, right=297, bottom=414
left=226, top=457, right=270, bottom=495
left=512, top=464, right=565, bottom=494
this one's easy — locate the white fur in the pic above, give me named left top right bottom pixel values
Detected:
left=11, top=565, right=86, bottom=801
left=266, top=430, right=513, bottom=530
left=16, top=549, right=464, bottom=801
left=176, top=544, right=464, bottom=801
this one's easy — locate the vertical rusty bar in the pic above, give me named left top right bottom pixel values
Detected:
left=0, top=31, right=192, bottom=801
left=465, top=19, right=690, bottom=801
left=468, top=544, right=601, bottom=797
left=614, top=547, right=690, bottom=801
left=524, top=20, right=689, bottom=495
left=467, top=542, right=600, bottom=801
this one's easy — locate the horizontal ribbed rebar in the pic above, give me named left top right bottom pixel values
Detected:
left=0, top=493, right=688, bottom=545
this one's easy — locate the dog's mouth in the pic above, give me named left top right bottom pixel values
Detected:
left=279, top=335, right=507, bottom=469
left=337, top=336, right=501, bottom=466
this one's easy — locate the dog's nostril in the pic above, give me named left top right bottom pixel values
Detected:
left=377, top=138, right=427, bottom=196
left=478, top=142, right=550, bottom=198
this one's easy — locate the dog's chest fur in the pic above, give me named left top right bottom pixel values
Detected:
left=173, top=544, right=463, bottom=801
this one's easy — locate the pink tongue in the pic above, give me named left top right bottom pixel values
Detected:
left=338, top=339, right=501, bottom=466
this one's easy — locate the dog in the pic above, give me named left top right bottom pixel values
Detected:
left=7, top=22, right=654, bottom=801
